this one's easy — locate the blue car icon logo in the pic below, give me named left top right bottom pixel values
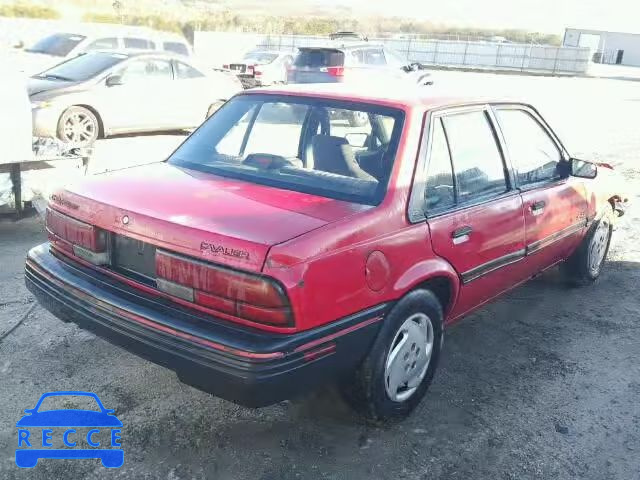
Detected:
left=16, top=391, right=123, bottom=468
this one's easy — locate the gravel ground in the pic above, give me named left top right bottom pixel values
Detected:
left=0, top=70, right=639, bottom=480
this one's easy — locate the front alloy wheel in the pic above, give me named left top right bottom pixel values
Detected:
left=57, top=106, right=99, bottom=146
left=588, top=215, right=611, bottom=276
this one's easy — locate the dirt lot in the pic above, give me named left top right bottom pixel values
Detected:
left=0, top=70, right=639, bottom=480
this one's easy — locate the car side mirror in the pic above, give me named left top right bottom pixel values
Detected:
left=570, top=158, right=597, bottom=179
left=345, top=132, right=368, bottom=148
left=106, top=75, right=123, bottom=87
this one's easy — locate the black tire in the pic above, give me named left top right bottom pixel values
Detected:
left=560, top=205, right=614, bottom=286
left=57, top=106, right=100, bottom=146
left=340, top=289, right=444, bottom=422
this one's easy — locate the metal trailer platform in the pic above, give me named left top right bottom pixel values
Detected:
left=0, top=154, right=90, bottom=219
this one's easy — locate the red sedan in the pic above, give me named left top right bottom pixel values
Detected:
left=26, top=84, right=627, bottom=420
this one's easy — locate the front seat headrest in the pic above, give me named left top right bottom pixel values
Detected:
left=311, top=135, right=376, bottom=181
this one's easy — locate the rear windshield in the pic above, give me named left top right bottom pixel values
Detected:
left=168, top=94, right=404, bottom=205
left=26, top=33, right=86, bottom=57
left=34, top=52, right=127, bottom=82
left=243, top=52, right=279, bottom=64
left=294, top=49, right=344, bottom=68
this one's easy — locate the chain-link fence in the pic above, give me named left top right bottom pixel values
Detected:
left=194, top=31, right=591, bottom=75
left=257, top=35, right=590, bottom=74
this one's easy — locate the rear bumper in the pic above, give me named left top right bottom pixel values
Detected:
left=25, top=244, right=386, bottom=407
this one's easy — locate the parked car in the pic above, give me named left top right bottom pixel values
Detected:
left=329, top=31, right=369, bottom=41
left=18, top=27, right=191, bottom=74
left=26, top=84, right=627, bottom=421
left=287, top=44, right=433, bottom=87
left=223, top=50, right=294, bottom=88
left=29, top=50, right=242, bottom=145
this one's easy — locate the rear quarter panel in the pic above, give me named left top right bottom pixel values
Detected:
left=263, top=104, right=461, bottom=331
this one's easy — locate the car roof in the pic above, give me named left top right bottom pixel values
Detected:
left=300, top=43, right=384, bottom=51
left=89, top=49, right=187, bottom=60
left=246, top=83, right=518, bottom=111
left=52, top=25, right=153, bottom=37
left=246, top=50, right=288, bottom=55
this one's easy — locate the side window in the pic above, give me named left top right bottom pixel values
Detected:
left=175, top=61, right=204, bottom=79
left=385, top=48, right=407, bottom=67
left=425, top=119, right=455, bottom=211
left=364, top=49, right=386, bottom=66
left=495, top=109, right=562, bottom=186
left=120, top=59, right=172, bottom=83
left=123, top=37, right=152, bottom=49
left=163, top=42, right=189, bottom=56
left=350, top=50, right=365, bottom=65
left=442, top=111, right=507, bottom=202
left=86, top=37, right=118, bottom=50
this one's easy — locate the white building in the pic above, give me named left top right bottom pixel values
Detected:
left=563, top=28, right=640, bottom=66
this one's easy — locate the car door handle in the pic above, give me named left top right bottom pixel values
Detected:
left=530, top=200, right=546, bottom=216
left=451, top=226, right=472, bottom=244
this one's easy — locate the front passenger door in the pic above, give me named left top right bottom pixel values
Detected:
left=493, top=107, right=588, bottom=273
left=424, top=108, right=527, bottom=321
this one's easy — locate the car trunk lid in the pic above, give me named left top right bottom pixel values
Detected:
left=50, top=163, right=369, bottom=273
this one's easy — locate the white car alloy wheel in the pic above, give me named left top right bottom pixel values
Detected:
left=588, top=216, right=611, bottom=276
left=384, top=313, right=434, bottom=402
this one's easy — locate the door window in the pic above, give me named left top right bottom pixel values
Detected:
left=86, top=37, right=118, bottom=50
left=175, top=61, right=205, bottom=79
left=364, top=49, right=386, bottom=65
left=442, top=111, right=507, bottom=202
left=425, top=119, right=455, bottom=212
left=120, top=59, right=172, bottom=83
left=123, top=37, right=152, bottom=49
left=163, top=42, right=189, bottom=56
left=495, top=109, right=562, bottom=186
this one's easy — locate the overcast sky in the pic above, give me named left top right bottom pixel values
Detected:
left=317, top=0, right=640, bottom=33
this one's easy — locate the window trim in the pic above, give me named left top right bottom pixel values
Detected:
left=172, top=59, right=205, bottom=80
left=490, top=103, right=570, bottom=191
left=86, top=36, right=120, bottom=51
left=407, top=104, right=516, bottom=223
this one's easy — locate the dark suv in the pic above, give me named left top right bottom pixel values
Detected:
left=287, top=44, right=433, bottom=86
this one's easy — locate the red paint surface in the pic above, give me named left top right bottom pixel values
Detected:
left=44, top=88, right=620, bottom=335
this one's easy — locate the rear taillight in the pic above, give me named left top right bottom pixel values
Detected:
left=222, top=64, right=229, bottom=69
left=326, top=66, right=344, bottom=77
left=155, top=250, right=292, bottom=327
left=247, top=65, right=255, bottom=74
left=46, top=208, right=110, bottom=265
left=254, top=69, right=262, bottom=77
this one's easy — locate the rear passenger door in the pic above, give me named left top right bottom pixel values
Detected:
left=493, top=106, right=588, bottom=273
left=422, top=107, right=527, bottom=320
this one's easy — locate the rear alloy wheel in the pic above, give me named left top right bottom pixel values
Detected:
left=384, top=313, right=434, bottom=402
left=57, top=106, right=99, bottom=146
left=340, top=289, right=443, bottom=422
